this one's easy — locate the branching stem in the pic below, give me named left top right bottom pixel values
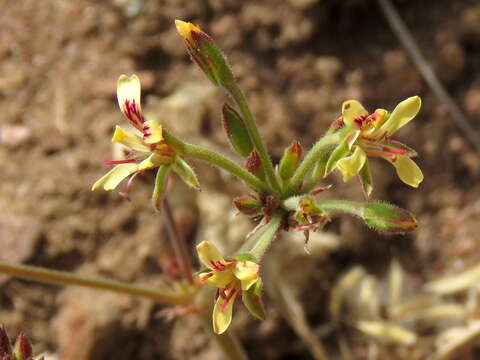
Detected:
left=164, top=131, right=276, bottom=195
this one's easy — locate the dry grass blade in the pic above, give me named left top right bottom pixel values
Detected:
left=355, top=320, right=418, bottom=346
left=424, top=264, right=480, bottom=295
left=432, top=321, right=480, bottom=360
left=329, top=266, right=366, bottom=319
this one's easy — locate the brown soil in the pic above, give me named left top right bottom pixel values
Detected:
left=1, top=0, right=480, bottom=359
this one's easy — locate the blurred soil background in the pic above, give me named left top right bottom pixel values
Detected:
left=1, top=0, right=480, bottom=359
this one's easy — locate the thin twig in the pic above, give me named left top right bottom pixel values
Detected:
left=377, top=0, right=480, bottom=152
left=0, top=262, right=192, bottom=305
left=162, top=198, right=195, bottom=284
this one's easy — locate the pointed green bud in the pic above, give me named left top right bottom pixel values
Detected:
left=242, top=278, right=266, bottom=320
left=278, top=141, right=303, bottom=181
left=152, top=164, right=171, bottom=212
left=172, top=157, right=200, bottom=190
left=311, top=200, right=416, bottom=234
left=13, top=333, right=32, bottom=360
left=175, top=20, right=235, bottom=88
left=222, top=103, right=253, bottom=157
left=245, top=150, right=265, bottom=180
left=363, top=202, right=417, bottom=234
left=0, top=325, right=11, bottom=357
left=233, top=195, right=262, bottom=216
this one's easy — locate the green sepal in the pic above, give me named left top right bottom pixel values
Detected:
left=13, top=333, right=32, bottom=360
left=191, top=30, right=236, bottom=87
left=152, top=164, right=171, bottom=211
left=172, top=157, right=200, bottom=190
left=242, top=278, right=266, bottom=320
left=358, top=159, right=373, bottom=198
left=279, top=141, right=303, bottom=181
left=324, top=141, right=351, bottom=177
left=222, top=103, right=253, bottom=157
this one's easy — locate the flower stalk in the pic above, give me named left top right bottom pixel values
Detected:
left=0, top=262, right=193, bottom=305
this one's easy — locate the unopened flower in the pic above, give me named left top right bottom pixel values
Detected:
left=327, top=96, right=423, bottom=195
left=196, top=241, right=265, bottom=334
left=92, top=75, right=175, bottom=205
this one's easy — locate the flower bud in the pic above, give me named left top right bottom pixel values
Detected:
left=13, top=333, right=32, bottom=360
left=175, top=20, right=235, bottom=88
left=278, top=141, right=303, bottom=181
left=363, top=202, right=417, bottom=234
left=245, top=150, right=265, bottom=180
left=222, top=103, right=253, bottom=157
left=233, top=195, right=262, bottom=216
left=0, top=325, right=11, bottom=357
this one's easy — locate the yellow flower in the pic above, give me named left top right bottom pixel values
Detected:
left=196, top=241, right=263, bottom=334
left=329, top=96, right=423, bottom=194
left=92, top=75, right=174, bottom=200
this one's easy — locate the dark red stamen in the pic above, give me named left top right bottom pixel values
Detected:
left=119, top=170, right=142, bottom=202
left=382, top=147, right=406, bottom=155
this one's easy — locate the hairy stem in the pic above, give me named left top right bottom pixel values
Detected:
left=249, top=211, right=284, bottom=261
left=284, top=132, right=340, bottom=197
left=164, top=131, right=276, bottom=195
left=163, top=198, right=195, bottom=285
left=0, top=262, right=192, bottom=305
left=227, top=85, right=281, bottom=193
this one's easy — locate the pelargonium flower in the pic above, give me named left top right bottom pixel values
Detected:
left=92, top=75, right=175, bottom=202
left=196, top=241, right=265, bottom=334
left=327, top=96, right=424, bottom=195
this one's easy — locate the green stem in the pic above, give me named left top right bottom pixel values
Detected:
left=162, top=198, right=195, bottom=285
left=283, top=132, right=340, bottom=197
left=164, top=131, right=276, bottom=195
left=227, top=85, right=281, bottom=193
left=0, top=262, right=193, bottom=305
left=314, top=200, right=364, bottom=217
left=249, top=211, right=283, bottom=261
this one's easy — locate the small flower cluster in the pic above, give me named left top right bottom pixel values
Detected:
left=92, top=20, right=425, bottom=335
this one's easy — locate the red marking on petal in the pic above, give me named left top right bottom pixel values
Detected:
left=104, top=159, right=138, bottom=166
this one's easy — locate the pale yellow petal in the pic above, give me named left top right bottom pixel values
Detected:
left=143, top=119, right=163, bottom=144
left=111, top=125, right=149, bottom=152
left=91, top=163, right=138, bottom=191
left=233, top=261, right=259, bottom=291
left=196, top=241, right=225, bottom=268
left=137, top=153, right=174, bottom=171
left=336, top=146, right=367, bottom=182
left=342, top=100, right=369, bottom=126
left=203, top=271, right=235, bottom=289
left=212, top=291, right=235, bottom=334
left=380, top=96, right=421, bottom=136
left=392, top=155, right=423, bottom=188
left=117, top=74, right=142, bottom=118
